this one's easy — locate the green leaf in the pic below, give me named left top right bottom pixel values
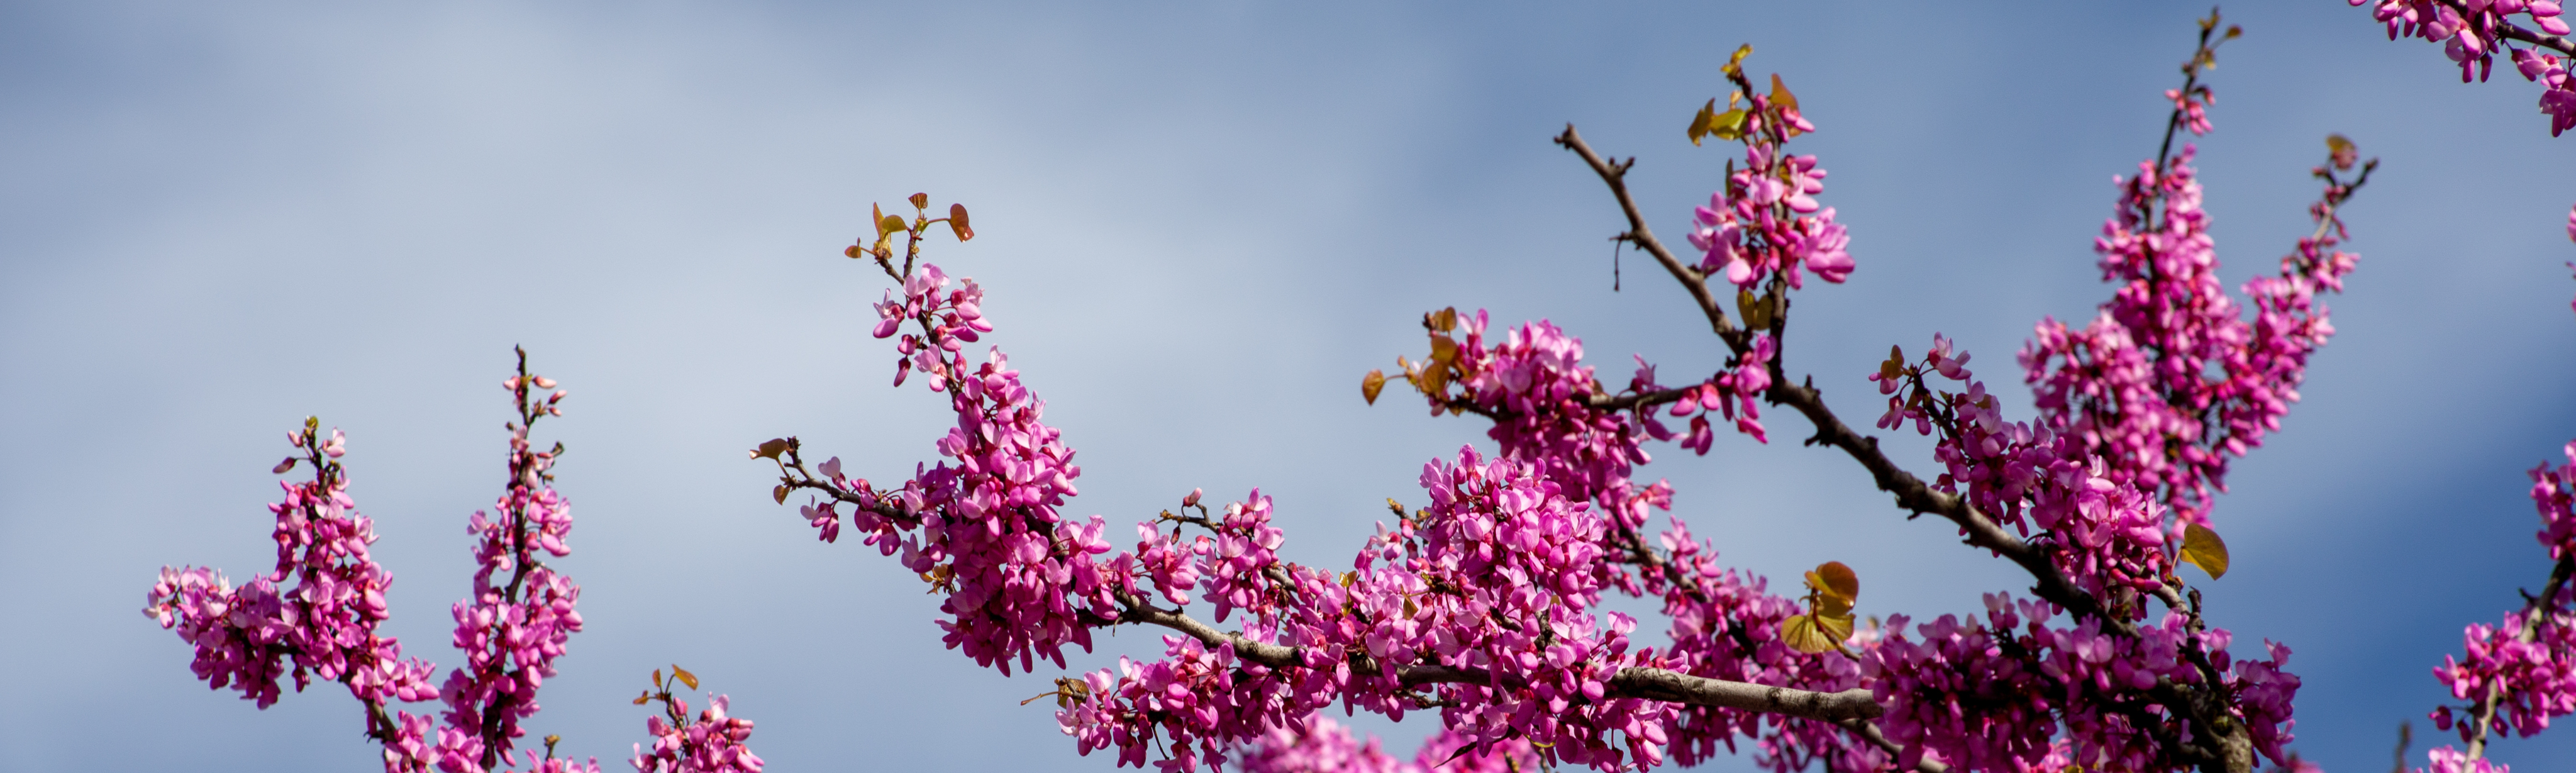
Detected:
left=1689, top=98, right=1717, bottom=146
left=1709, top=108, right=1747, bottom=142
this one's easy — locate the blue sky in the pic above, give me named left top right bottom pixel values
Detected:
left=6, top=2, right=2575, bottom=771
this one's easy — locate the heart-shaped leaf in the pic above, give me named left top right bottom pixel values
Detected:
left=2180, top=523, right=2230, bottom=579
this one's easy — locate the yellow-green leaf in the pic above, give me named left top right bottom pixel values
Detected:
left=872, top=203, right=891, bottom=238
left=2180, top=523, right=2230, bottom=579
left=1817, top=613, right=1853, bottom=645
left=1781, top=611, right=1853, bottom=653
left=1428, top=335, right=1459, bottom=365
left=1431, top=308, right=1458, bottom=333
left=1724, top=43, right=1753, bottom=77
left=673, top=665, right=699, bottom=690
left=1709, top=108, right=1747, bottom=142
left=880, top=214, right=908, bottom=236
left=1689, top=98, right=1717, bottom=146
left=1769, top=74, right=1799, bottom=114
left=1362, top=370, right=1387, bottom=405
left=1737, top=289, right=1774, bottom=329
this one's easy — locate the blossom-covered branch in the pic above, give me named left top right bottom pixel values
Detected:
left=2354, top=0, right=2576, bottom=134
left=765, top=14, right=2368, bottom=773
left=145, top=353, right=760, bottom=773
left=2414, top=442, right=2576, bottom=773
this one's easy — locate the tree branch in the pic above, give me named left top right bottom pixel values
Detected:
left=1554, top=126, right=1745, bottom=348
left=1554, top=125, right=2267, bottom=772
left=2465, top=552, right=2576, bottom=760
left=1837, top=718, right=1950, bottom=773
left=1106, top=591, right=1885, bottom=724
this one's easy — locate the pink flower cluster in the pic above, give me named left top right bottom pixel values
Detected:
left=143, top=362, right=730, bottom=773
left=2022, top=138, right=2357, bottom=528
left=810, top=264, right=1118, bottom=676
left=1055, top=450, right=1681, bottom=772
left=1867, top=594, right=2300, bottom=772
left=1233, top=715, right=1540, bottom=773
left=1640, top=334, right=1777, bottom=451
left=630, top=695, right=763, bottom=773
left=1645, top=517, right=1881, bottom=772
left=2424, top=442, right=2576, bottom=750
left=1428, top=314, right=1662, bottom=502
left=400, top=374, right=588, bottom=771
left=144, top=426, right=440, bottom=714
left=2535, top=440, right=2576, bottom=560
left=1060, top=633, right=1331, bottom=772
left=872, top=263, right=992, bottom=390
left=1198, top=492, right=1288, bottom=625
left=1394, top=313, right=1865, bottom=770
left=1878, top=338, right=2177, bottom=602
left=1362, top=448, right=1675, bottom=768
left=2354, top=0, right=2576, bottom=134
left=2419, top=744, right=2514, bottom=773
left=1683, top=125, right=1853, bottom=290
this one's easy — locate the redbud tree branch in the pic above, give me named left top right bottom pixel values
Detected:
left=2464, top=552, right=2576, bottom=760
left=1550, top=125, right=2121, bottom=635
left=765, top=449, right=1890, bottom=727
left=1108, top=589, right=1885, bottom=722
left=1553, top=125, right=2257, bottom=773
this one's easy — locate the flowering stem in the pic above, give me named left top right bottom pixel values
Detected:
left=2465, top=552, right=2576, bottom=760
